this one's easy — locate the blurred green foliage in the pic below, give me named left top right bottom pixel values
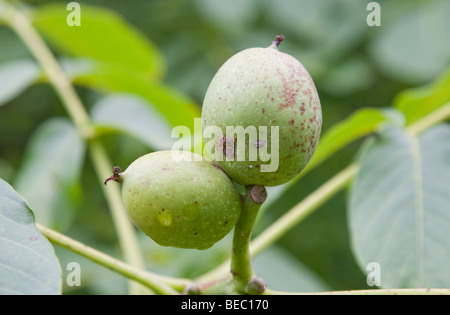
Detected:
left=0, top=0, right=449, bottom=294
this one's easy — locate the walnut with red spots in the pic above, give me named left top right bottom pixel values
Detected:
left=202, top=35, right=322, bottom=186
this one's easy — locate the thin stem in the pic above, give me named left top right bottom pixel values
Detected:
left=1, top=1, right=146, bottom=294
left=231, top=185, right=267, bottom=294
left=265, top=288, right=450, bottom=295
left=185, top=276, right=235, bottom=295
left=37, top=224, right=188, bottom=294
left=406, top=101, right=450, bottom=135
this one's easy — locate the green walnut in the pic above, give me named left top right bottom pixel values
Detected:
left=105, top=150, right=242, bottom=250
left=202, top=35, right=322, bottom=186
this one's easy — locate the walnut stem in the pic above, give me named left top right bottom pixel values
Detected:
left=271, top=35, right=285, bottom=48
left=104, top=166, right=123, bottom=185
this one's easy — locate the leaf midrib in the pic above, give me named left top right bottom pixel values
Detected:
left=408, top=133, right=424, bottom=287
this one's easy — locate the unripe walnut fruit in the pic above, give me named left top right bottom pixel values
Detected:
left=107, top=151, right=242, bottom=250
left=202, top=36, right=322, bottom=186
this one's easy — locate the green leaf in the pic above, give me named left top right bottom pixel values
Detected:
left=70, top=61, right=201, bottom=130
left=0, top=178, right=62, bottom=295
left=32, top=3, right=166, bottom=78
left=348, top=125, right=450, bottom=288
left=393, top=69, right=450, bottom=126
left=90, top=93, right=175, bottom=151
left=0, top=59, right=40, bottom=106
left=14, top=118, right=85, bottom=231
